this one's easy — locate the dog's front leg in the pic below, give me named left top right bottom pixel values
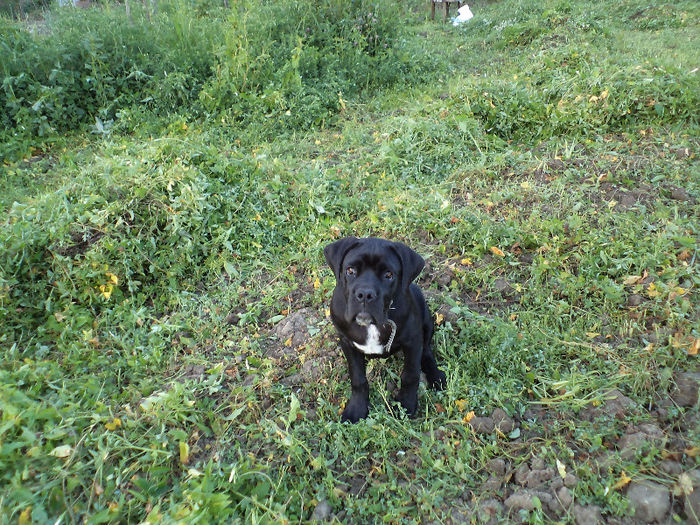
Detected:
left=340, top=337, right=369, bottom=423
left=396, top=347, right=421, bottom=417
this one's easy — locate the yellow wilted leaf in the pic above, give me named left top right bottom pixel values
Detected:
left=435, top=312, right=444, bottom=325
left=105, top=418, right=122, bottom=431
left=646, top=282, right=661, bottom=298
left=556, top=459, right=567, bottom=479
left=600, top=89, right=609, bottom=100
left=19, top=507, right=32, bottom=525
left=284, top=337, right=293, bottom=347
left=462, top=411, right=475, bottom=423
left=612, top=471, right=631, bottom=490
left=313, top=278, right=321, bottom=290
left=490, top=246, right=505, bottom=257
left=689, top=339, right=699, bottom=356
left=585, top=332, right=600, bottom=339
left=455, top=399, right=469, bottom=412
left=105, top=272, right=119, bottom=285
left=99, top=284, right=113, bottom=300
left=460, top=257, right=472, bottom=266
left=179, top=441, right=190, bottom=465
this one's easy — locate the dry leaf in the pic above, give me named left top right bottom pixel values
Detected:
left=612, top=471, right=631, bottom=490
left=462, top=411, right=475, bottom=423
left=685, top=446, right=700, bottom=457
left=435, top=312, right=444, bottom=325
left=673, top=473, right=694, bottom=497
left=688, top=339, right=699, bottom=356
left=490, top=246, right=505, bottom=257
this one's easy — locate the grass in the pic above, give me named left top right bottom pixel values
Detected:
left=1, top=0, right=698, bottom=522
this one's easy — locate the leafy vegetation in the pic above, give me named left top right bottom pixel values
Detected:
left=1, top=0, right=698, bottom=522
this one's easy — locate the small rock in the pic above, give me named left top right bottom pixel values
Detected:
left=515, top=463, right=531, bottom=486
left=658, top=460, right=683, bottom=476
left=627, top=481, right=670, bottom=523
left=311, top=500, right=332, bottom=522
left=525, top=468, right=555, bottom=489
left=626, top=294, right=644, bottom=308
left=486, top=458, right=506, bottom=476
left=491, top=408, right=515, bottom=433
left=573, top=504, right=602, bottom=525
left=685, top=470, right=700, bottom=525
left=470, top=416, right=495, bottom=434
left=672, top=372, right=700, bottom=407
left=505, top=490, right=552, bottom=512
left=557, top=486, right=573, bottom=508
left=564, top=473, right=579, bottom=488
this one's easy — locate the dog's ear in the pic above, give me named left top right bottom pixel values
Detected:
left=391, top=241, right=425, bottom=290
left=324, top=237, right=359, bottom=281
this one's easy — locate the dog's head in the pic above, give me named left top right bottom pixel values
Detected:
left=324, top=237, right=424, bottom=327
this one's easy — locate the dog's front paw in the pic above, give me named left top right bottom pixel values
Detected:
left=428, top=370, right=447, bottom=391
left=341, top=398, right=369, bottom=423
left=395, top=392, right=418, bottom=418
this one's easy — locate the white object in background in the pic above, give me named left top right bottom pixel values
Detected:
left=452, top=4, right=474, bottom=26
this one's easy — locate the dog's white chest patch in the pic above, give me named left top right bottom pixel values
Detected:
left=353, top=324, right=385, bottom=355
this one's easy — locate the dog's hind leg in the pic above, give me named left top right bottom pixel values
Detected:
left=420, top=316, right=447, bottom=390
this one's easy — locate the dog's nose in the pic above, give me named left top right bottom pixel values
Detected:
left=355, top=287, right=376, bottom=303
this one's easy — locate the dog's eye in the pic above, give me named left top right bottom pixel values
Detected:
left=346, top=267, right=356, bottom=276
left=384, top=271, right=393, bottom=280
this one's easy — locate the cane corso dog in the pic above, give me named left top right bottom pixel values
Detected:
left=324, top=237, right=447, bottom=422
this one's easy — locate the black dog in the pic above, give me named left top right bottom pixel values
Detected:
left=324, top=237, right=447, bottom=422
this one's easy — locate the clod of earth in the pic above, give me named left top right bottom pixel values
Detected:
left=672, top=372, right=700, bottom=407
left=685, top=470, right=700, bottom=525
left=311, top=500, right=333, bottom=522
left=573, top=504, right=603, bottom=525
left=486, top=457, right=507, bottom=476
left=617, top=423, right=664, bottom=460
left=273, top=308, right=320, bottom=348
left=491, top=408, right=516, bottom=433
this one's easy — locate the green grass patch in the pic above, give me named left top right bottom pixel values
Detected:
left=1, top=0, right=699, bottom=522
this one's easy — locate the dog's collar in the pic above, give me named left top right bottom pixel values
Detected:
left=384, top=319, right=397, bottom=353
